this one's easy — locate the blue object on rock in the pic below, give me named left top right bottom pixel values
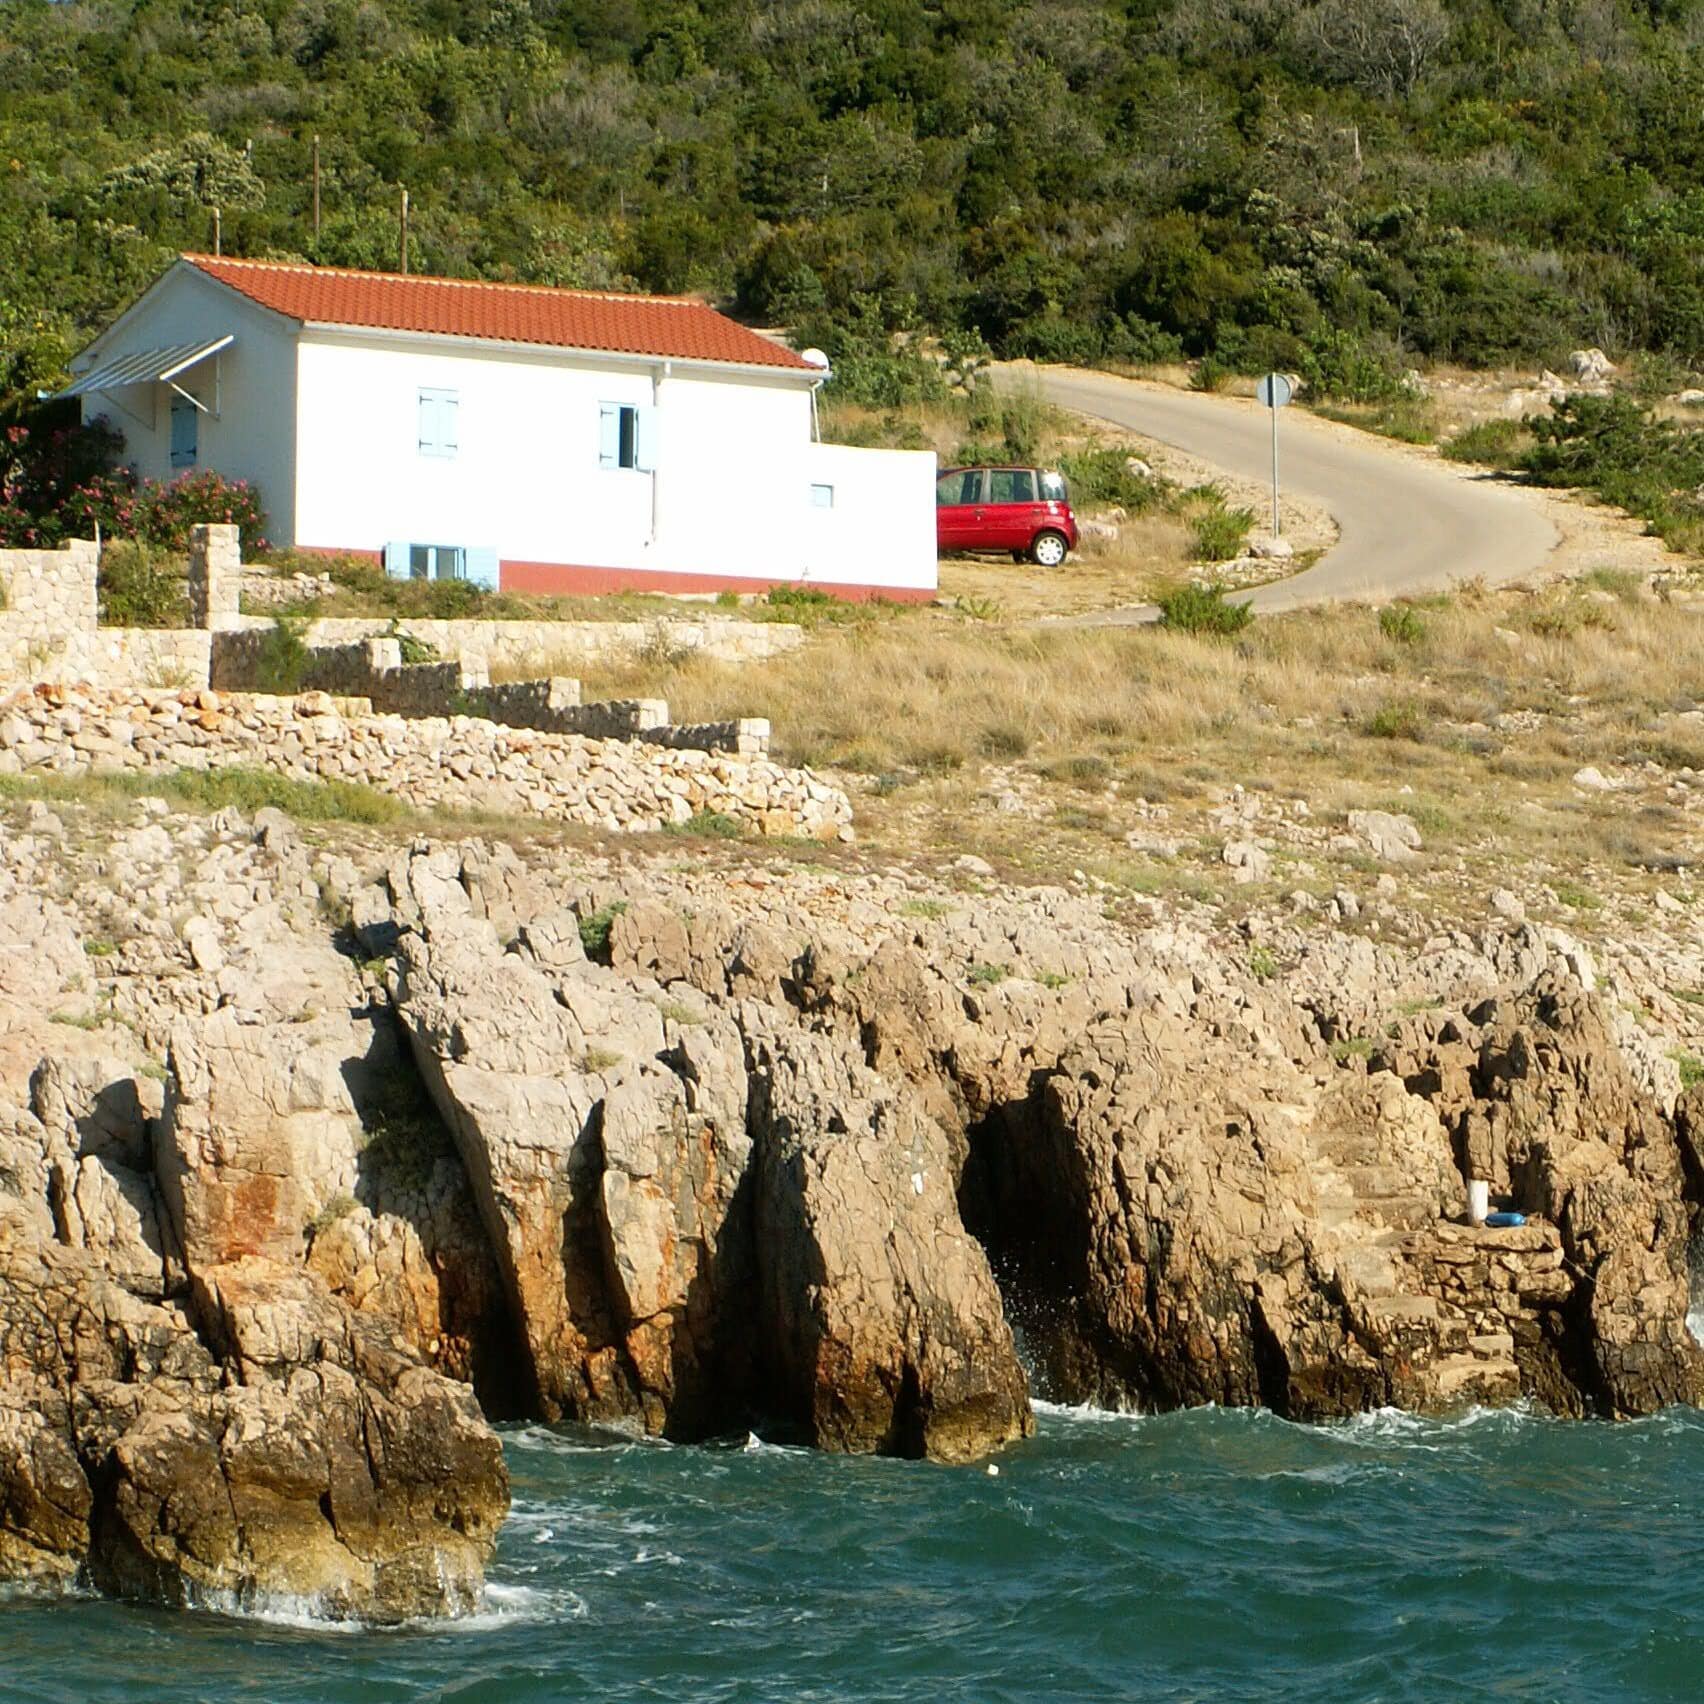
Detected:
left=1484, top=1211, right=1527, bottom=1228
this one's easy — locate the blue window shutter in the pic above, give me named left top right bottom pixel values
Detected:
left=598, top=403, right=620, bottom=468
left=419, top=388, right=457, bottom=457
left=465, top=546, right=500, bottom=591
left=383, top=541, right=410, bottom=580
left=170, top=397, right=198, bottom=468
left=636, top=404, right=660, bottom=472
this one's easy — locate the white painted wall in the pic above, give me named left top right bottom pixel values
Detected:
left=73, top=265, right=298, bottom=543
left=293, top=329, right=937, bottom=594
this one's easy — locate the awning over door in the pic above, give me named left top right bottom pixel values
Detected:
left=55, top=334, right=234, bottom=399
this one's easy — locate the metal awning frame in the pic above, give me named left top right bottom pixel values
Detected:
left=56, top=334, right=233, bottom=424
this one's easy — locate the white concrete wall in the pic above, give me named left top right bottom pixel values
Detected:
left=797, top=441, right=938, bottom=596
left=73, top=264, right=298, bottom=543
left=293, top=331, right=937, bottom=595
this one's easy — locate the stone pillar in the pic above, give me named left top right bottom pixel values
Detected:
left=187, top=524, right=242, bottom=631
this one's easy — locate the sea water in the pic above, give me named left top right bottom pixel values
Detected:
left=4, top=1402, right=1702, bottom=1703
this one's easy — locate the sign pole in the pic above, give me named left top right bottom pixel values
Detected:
left=1256, top=372, right=1292, bottom=539
left=1270, top=393, right=1280, bottom=538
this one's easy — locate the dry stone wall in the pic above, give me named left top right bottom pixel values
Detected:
left=211, top=631, right=771, bottom=755
left=0, top=540, right=100, bottom=682
left=0, top=683, right=851, bottom=840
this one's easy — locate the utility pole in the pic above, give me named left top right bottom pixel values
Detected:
left=311, top=135, right=321, bottom=243
left=400, top=186, right=409, bottom=275
left=213, top=206, right=222, bottom=257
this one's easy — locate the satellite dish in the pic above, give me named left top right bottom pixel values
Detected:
left=799, top=348, right=831, bottom=371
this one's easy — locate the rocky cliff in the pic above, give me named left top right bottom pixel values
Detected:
left=2, top=797, right=1701, bottom=1619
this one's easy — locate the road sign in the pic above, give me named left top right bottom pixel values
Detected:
left=1257, top=373, right=1293, bottom=536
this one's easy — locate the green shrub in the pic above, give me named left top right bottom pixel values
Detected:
left=1185, top=492, right=1254, bottom=562
left=1057, top=446, right=1168, bottom=511
left=97, top=541, right=188, bottom=628
left=663, top=809, right=745, bottom=839
left=577, top=901, right=628, bottom=960
left=1190, top=357, right=1233, bottom=392
left=1378, top=604, right=1427, bottom=645
left=253, top=617, right=310, bottom=694
left=1156, top=581, right=1254, bottom=636
left=1442, top=419, right=1529, bottom=467
left=1363, top=699, right=1429, bottom=740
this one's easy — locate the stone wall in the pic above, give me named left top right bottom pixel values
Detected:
left=0, top=683, right=850, bottom=841
left=0, top=539, right=100, bottom=683
left=210, top=630, right=769, bottom=754
left=239, top=613, right=806, bottom=668
left=187, top=524, right=242, bottom=631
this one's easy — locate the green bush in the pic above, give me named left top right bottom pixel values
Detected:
left=1378, top=604, right=1427, bottom=645
left=1057, top=447, right=1168, bottom=511
left=1184, top=490, right=1255, bottom=562
left=1363, top=699, right=1429, bottom=740
left=1442, top=419, right=1529, bottom=467
left=577, top=901, right=628, bottom=960
left=1157, top=582, right=1254, bottom=636
left=97, top=541, right=188, bottom=628
left=253, top=617, right=310, bottom=694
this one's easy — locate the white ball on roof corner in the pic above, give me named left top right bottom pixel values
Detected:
left=799, top=348, right=830, bottom=370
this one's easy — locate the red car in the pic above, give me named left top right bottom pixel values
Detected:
left=936, top=465, right=1079, bottom=566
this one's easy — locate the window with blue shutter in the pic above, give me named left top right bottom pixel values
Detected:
left=383, top=542, right=495, bottom=586
left=418, top=388, right=458, bottom=458
left=599, top=402, right=656, bottom=470
left=170, top=396, right=198, bottom=468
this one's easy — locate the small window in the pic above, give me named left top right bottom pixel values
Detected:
left=599, top=402, right=658, bottom=471
left=170, top=395, right=198, bottom=469
left=937, top=470, right=981, bottom=506
left=1040, top=470, right=1068, bottom=501
left=418, top=388, right=459, bottom=458
left=409, top=544, right=465, bottom=581
left=810, top=483, right=835, bottom=509
left=988, top=469, right=1036, bottom=504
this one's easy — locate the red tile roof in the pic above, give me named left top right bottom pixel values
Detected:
left=180, top=254, right=816, bottom=373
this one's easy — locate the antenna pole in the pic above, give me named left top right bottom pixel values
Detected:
left=312, top=135, right=321, bottom=243
left=400, top=187, right=409, bottom=275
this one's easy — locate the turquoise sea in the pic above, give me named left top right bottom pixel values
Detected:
left=5, top=1401, right=1702, bottom=1703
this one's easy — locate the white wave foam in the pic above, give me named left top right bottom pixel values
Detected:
left=1031, top=1397, right=1146, bottom=1424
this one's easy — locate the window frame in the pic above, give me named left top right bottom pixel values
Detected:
left=810, top=482, right=835, bottom=509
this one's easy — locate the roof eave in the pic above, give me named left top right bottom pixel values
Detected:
left=297, top=319, right=823, bottom=381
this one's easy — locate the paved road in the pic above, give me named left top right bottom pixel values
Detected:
left=1019, top=367, right=1559, bottom=617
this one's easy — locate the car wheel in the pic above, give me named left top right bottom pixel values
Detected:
left=1030, top=530, right=1068, bottom=567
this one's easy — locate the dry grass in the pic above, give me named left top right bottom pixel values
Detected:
left=576, top=582, right=1704, bottom=898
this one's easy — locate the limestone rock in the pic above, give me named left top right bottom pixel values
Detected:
left=748, top=1028, right=1032, bottom=1461
left=1346, top=808, right=1422, bottom=863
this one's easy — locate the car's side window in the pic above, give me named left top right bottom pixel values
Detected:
left=938, top=470, right=983, bottom=505
left=989, top=470, right=1035, bottom=503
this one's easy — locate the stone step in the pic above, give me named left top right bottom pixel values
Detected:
left=1430, top=1351, right=1520, bottom=1401
left=1364, top=1293, right=1439, bottom=1324
left=1342, top=1164, right=1413, bottom=1198
left=1353, top=1193, right=1435, bottom=1231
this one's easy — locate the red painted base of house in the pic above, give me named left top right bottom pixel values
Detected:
left=500, top=560, right=935, bottom=603
left=292, top=546, right=935, bottom=605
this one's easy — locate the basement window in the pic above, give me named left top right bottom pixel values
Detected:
left=810, top=482, right=835, bottom=508
left=409, top=544, right=466, bottom=581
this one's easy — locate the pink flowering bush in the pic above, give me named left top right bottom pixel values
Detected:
left=139, top=468, right=268, bottom=552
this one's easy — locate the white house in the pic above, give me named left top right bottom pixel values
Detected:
left=60, top=255, right=937, bottom=602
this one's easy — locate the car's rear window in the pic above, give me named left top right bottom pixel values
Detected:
left=1040, top=470, right=1067, bottom=501
left=988, top=469, right=1036, bottom=504
left=937, top=470, right=982, bottom=505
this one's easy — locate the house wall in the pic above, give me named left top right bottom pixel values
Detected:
left=293, top=331, right=937, bottom=599
left=73, top=265, right=298, bottom=543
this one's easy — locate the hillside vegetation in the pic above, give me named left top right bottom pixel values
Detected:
left=9, top=0, right=1704, bottom=410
